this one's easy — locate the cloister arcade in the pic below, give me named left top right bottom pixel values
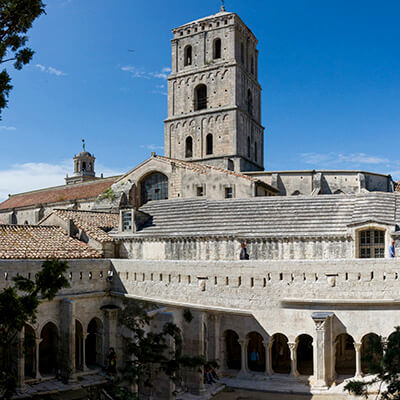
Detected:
left=221, top=327, right=387, bottom=383
left=23, top=316, right=105, bottom=382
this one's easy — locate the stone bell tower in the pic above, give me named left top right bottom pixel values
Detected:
left=65, top=140, right=97, bottom=185
left=164, top=5, right=264, bottom=172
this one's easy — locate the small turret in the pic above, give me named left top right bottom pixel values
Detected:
left=65, top=139, right=97, bottom=185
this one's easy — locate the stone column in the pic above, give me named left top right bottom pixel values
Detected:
left=262, top=339, right=273, bottom=376
left=354, top=342, right=362, bottom=378
left=82, top=333, right=89, bottom=371
left=103, top=308, right=119, bottom=362
left=311, top=312, right=334, bottom=390
left=59, top=299, right=76, bottom=382
left=238, top=338, right=248, bottom=376
left=382, top=337, right=388, bottom=356
left=35, top=338, right=42, bottom=380
left=16, top=329, right=25, bottom=388
left=288, top=342, right=299, bottom=377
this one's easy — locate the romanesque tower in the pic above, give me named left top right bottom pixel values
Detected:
left=65, top=140, right=97, bottom=185
left=164, top=6, right=264, bottom=172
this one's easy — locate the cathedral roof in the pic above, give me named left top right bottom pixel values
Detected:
left=133, top=192, right=400, bottom=238
left=41, top=209, right=119, bottom=243
left=0, top=176, right=119, bottom=211
left=0, top=225, right=102, bottom=259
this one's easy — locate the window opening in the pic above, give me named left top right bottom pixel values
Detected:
left=140, top=172, right=168, bottom=205
left=184, top=45, right=192, bottom=66
left=185, top=136, right=193, bottom=158
left=194, top=84, right=207, bottom=110
left=359, top=229, right=385, bottom=258
left=214, top=38, right=221, bottom=59
left=225, top=187, right=233, bottom=198
left=206, top=133, right=213, bottom=155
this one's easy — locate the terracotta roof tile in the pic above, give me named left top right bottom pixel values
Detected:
left=0, top=177, right=119, bottom=211
left=50, top=209, right=119, bottom=243
left=0, top=225, right=102, bottom=259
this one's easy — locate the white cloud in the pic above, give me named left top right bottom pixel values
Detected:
left=121, top=65, right=170, bottom=80
left=35, top=64, right=67, bottom=76
left=299, top=152, right=390, bottom=166
left=0, top=126, right=16, bottom=131
left=0, top=161, right=122, bottom=202
left=139, top=144, right=164, bottom=151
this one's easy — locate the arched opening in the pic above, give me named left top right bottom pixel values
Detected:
left=271, top=333, right=291, bottom=374
left=24, top=324, right=36, bottom=379
left=140, top=172, right=168, bottom=205
left=247, top=89, right=253, bottom=115
left=213, top=38, right=221, bottom=59
left=184, top=45, right=192, bottom=66
left=361, top=333, right=383, bottom=374
left=335, top=333, right=356, bottom=376
left=292, top=190, right=301, bottom=196
left=75, top=320, right=84, bottom=371
left=247, top=136, right=251, bottom=158
left=39, top=322, right=58, bottom=376
left=85, top=318, right=103, bottom=369
left=296, top=334, right=313, bottom=376
left=334, top=189, right=345, bottom=194
left=225, top=330, right=241, bottom=370
left=185, top=136, right=193, bottom=158
left=247, top=332, right=265, bottom=372
left=228, top=159, right=234, bottom=171
left=206, top=134, right=213, bottom=155
left=194, top=84, right=207, bottom=110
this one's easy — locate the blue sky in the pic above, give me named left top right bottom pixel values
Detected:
left=0, top=0, right=399, bottom=200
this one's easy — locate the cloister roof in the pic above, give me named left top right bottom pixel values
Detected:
left=0, top=225, right=102, bottom=259
left=135, top=192, right=400, bottom=238
left=42, top=209, right=119, bottom=243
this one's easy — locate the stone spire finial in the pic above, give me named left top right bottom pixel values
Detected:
left=82, top=138, right=86, bottom=151
left=220, top=0, right=225, bottom=11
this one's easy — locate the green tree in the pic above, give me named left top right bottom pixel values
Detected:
left=0, top=258, right=69, bottom=399
left=107, top=301, right=218, bottom=400
left=0, top=0, right=46, bottom=118
left=345, top=327, right=400, bottom=399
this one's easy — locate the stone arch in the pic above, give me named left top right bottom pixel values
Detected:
left=335, top=333, right=355, bottom=376
left=361, top=333, right=382, bottom=374
left=246, top=331, right=265, bottom=372
left=39, top=322, right=59, bottom=376
left=75, top=319, right=84, bottom=371
left=271, top=333, right=290, bottom=374
left=334, top=189, right=345, bottom=194
left=292, top=190, right=301, bottom=196
left=296, top=334, right=313, bottom=376
left=194, top=84, right=207, bottom=111
left=139, top=171, right=169, bottom=206
left=85, top=317, right=104, bottom=368
left=224, top=330, right=241, bottom=370
left=24, top=324, right=36, bottom=379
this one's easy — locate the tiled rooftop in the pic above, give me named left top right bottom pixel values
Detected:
left=0, top=225, right=102, bottom=259
left=0, top=177, right=119, bottom=210
left=49, top=209, right=119, bottom=243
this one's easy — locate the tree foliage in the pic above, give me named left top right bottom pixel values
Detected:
left=345, top=327, right=400, bottom=399
left=0, top=0, right=46, bottom=117
left=107, top=300, right=217, bottom=400
left=0, top=258, right=69, bottom=399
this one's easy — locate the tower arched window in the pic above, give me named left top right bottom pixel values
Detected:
left=206, top=134, right=213, bottom=155
left=247, top=89, right=253, bottom=116
left=140, top=172, right=168, bottom=205
left=194, top=84, right=207, bottom=110
left=247, top=136, right=251, bottom=158
left=184, top=45, right=192, bottom=66
left=185, top=136, right=193, bottom=158
left=213, top=38, right=221, bottom=59
left=82, top=161, right=86, bottom=171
